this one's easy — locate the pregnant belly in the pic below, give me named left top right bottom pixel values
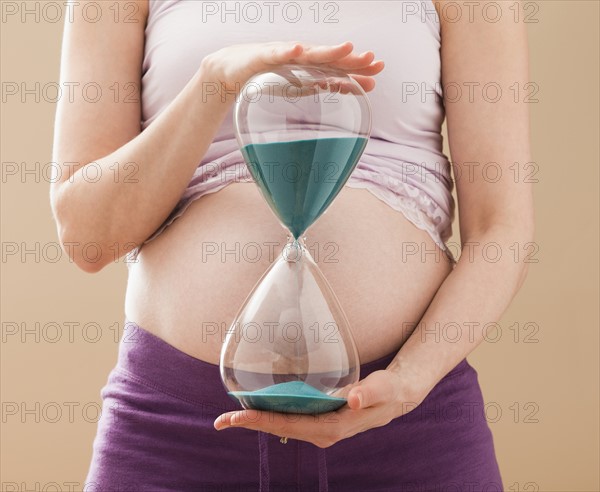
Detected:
left=124, top=182, right=452, bottom=365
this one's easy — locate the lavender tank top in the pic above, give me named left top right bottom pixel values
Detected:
left=135, top=0, right=455, bottom=260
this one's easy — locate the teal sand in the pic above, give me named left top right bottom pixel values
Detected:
left=241, top=137, right=368, bottom=238
left=228, top=380, right=347, bottom=414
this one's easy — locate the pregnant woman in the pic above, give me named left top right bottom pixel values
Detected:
left=51, top=0, right=533, bottom=490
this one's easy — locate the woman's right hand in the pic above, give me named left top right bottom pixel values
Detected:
left=200, top=40, right=385, bottom=98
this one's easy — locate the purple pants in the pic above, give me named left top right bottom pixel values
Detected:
left=85, top=321, right=503, bottom=492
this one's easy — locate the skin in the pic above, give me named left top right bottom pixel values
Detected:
left=52, top=0, right=533, bottom=451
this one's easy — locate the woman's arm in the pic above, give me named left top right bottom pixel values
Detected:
left=51, top=0, right=230, bottom=272
left=386, top=0, right=535, bottom=399
left=51, top=0, right=383, bottom=273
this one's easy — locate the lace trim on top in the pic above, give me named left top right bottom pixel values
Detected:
left=126, top=159, right=456, bottom=266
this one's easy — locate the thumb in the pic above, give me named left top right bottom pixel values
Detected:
left=347, top=370, right=399, bottom=410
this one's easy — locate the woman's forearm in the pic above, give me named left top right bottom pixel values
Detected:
left=386, top=223, right=534, bottom=405
left=51, top=40, right=383, bottom=273
left=51, top=61, right=232, bottom=272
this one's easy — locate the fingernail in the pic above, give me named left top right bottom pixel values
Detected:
left=355, top=391, right=364, bottom=407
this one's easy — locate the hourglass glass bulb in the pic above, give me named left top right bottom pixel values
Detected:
left=220, top=65, right=371, bottom=414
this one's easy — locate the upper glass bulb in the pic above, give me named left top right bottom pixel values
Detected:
left=234, top=64, right=372, bottom=238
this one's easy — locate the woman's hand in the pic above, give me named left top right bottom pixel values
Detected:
left=214, top=368, right=426, bottom=448
left=200, top=40, right=385, bottom=97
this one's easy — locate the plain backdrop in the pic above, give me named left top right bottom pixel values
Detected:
left=1, top=1, right=598, bottom=490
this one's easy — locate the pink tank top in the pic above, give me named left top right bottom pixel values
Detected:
left=135, top=0, right=455, bottom=260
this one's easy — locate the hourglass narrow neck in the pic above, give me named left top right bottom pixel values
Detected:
left=287, top=234, right=306, bottom=245
left=282, top=236, right=309, bottom=263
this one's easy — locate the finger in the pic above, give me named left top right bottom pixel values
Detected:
left=219, top=408, right=345, bottom=444
left=298, top=41, right=354, bottom=64
left=347, top=60, right=385, bottom=76
left=349, top=74, right=376, bottom=93
left=214, top=411, right=237, bottom=430
left=328, top=50, right=375, bottom=70
left=267, top=42, right=304, bottom=64
left=347, top=370, right=399, bottom=410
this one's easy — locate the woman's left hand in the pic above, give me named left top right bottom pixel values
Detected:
left=214, top=368, right=426, bottom=448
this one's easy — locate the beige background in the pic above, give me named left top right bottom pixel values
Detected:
left=1, top=1, right=598, bottom=490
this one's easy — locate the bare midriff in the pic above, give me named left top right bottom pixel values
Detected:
left=124, top=182, right=453, bottom=366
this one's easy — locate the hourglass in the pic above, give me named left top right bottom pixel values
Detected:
left=219, top=64, right=372, bottom=415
